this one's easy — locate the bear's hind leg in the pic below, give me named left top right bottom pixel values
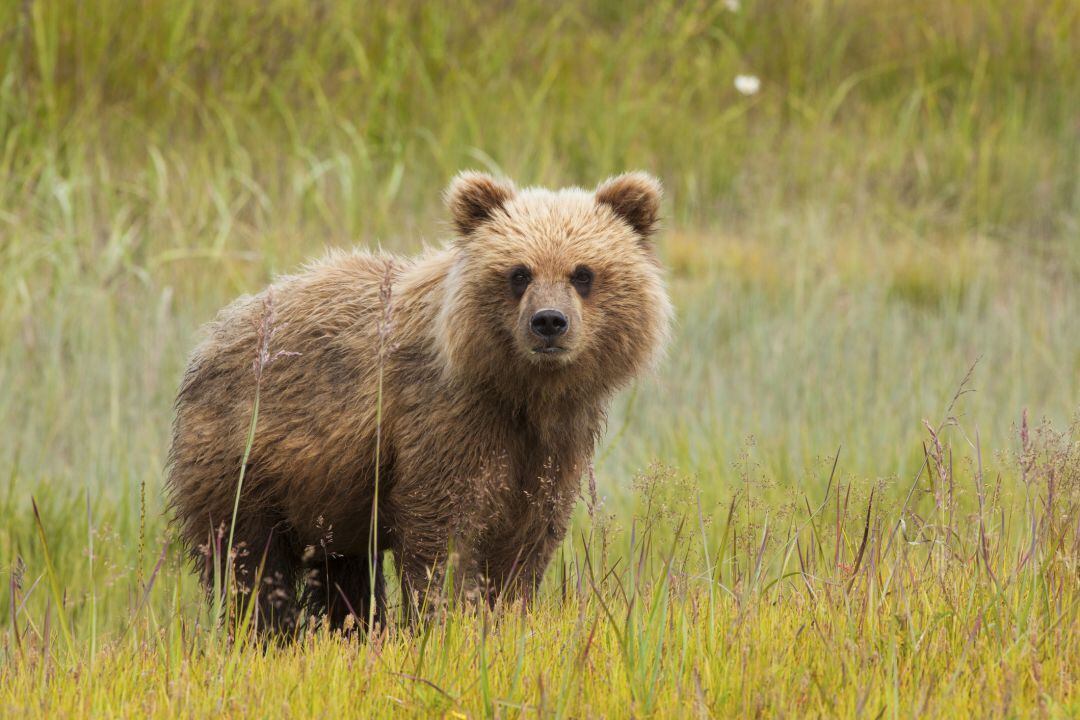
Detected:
left=210, top=520, right=300, bottom=637
left=302, top=553, right=386, bottom=631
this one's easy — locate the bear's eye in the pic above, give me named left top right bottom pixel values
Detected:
left=508, top=266, right=532, bottom=298
left=570, top=266, right=594, bottom=297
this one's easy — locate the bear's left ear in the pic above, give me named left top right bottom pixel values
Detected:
left=444, top=171, right=517, bottom=238
left=595, top=172, right=663, bottom=240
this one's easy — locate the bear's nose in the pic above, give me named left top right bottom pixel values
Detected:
left=530, top=309, right=568, bottom=339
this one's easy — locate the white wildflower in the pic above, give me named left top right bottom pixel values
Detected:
left=734, top=74, right=761, bottom=96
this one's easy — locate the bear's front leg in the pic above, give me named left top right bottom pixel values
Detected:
left=517, top=521, right=570, bottom=602
left=477, top=507, right=572, bottom=607
left=387, top=505, right=489, bottom=622
left=387, top=515, right=450, bottom=623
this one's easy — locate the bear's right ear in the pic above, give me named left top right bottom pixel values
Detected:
left=444, top=171, right=516, bottom=238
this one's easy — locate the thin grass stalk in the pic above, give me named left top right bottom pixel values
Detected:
left=370, top=261, right=396, bottom=630
left=85, top=489, right=97, bottom=672
left=30, top=498, right=74, bottom=659
left=225, top=387, right=260, bottom=627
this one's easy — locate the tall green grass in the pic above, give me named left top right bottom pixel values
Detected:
left=1, top=0, right=1078, bottom=715
left=4, top=413, right=1079, bottom=715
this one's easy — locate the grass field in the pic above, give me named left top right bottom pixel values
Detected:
left=2, top=0, right=1079, bottom=716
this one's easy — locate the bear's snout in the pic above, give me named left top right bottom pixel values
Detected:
left=530, top=309, right=568, bottom=340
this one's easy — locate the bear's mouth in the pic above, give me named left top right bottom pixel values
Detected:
left=532, top=346, right=566, bottom=355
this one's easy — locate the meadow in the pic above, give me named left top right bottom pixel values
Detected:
left=1, top=0, right=1079, bottom=716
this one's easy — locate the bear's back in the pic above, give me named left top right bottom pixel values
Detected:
left=166, top=249, right=410, bottom=548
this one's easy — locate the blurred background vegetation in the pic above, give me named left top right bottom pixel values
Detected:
left=0, top=0, right=1078, bottom=612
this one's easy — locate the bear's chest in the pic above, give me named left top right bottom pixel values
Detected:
left=464, top=415, right=588, bottom=522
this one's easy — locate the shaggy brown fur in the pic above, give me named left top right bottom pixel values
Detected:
left=166, top=172, right=672, bottom=632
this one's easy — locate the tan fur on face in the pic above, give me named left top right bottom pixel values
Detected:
left=437, top=173, right=672, bottom=387
left=166, top=172, right=671, bottom=631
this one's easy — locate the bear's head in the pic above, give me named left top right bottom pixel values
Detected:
left=436, top=171, right=672, bottom=399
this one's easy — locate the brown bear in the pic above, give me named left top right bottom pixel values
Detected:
left=166, top=172, right=671, bottom=631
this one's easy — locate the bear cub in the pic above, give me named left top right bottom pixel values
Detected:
left=167, top=172, right=671, bottom=631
